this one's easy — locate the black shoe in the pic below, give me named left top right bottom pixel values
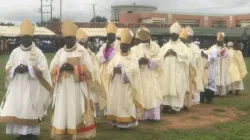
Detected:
left=16, top=136, right=21, bottom=140
left=207, top=101, right=213, bottom=104
left=168, top=108, right=177, bottom=114
left=120, top=128, right=128, bottom=131
left=235, top=90, right=240, bottom=96
left=16, top=135, right=27, bottom=140
left=27, top=135, right=38, bottom=140
left=162, top=106, right=170, bottom=113
left=183, top=106, right=189, bottom=111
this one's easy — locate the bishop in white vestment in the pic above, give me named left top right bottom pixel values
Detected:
left=185, top=26, right=205, bottom=106
left=107, top=29, right=145, bottom=129
left=228, top=42, right=248, bottom=95
left=179, top=28, right=197, bottom=109
left=76, top=29, right=106, bottom=122
left=0, top=19, right=52, bottom=139
left=159, top=22, right=189, bottom=112
left=96, top=22, right=120, bottom=115
left=208, top=32, right=231, bottom=96
left=96, top=22, right=120, bottom=97
left=131, top=26, right=162, bottom=120
left=50, top=19, right=95, bottom=140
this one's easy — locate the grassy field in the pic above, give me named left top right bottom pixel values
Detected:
left=0, top=54, right=250, bottom=140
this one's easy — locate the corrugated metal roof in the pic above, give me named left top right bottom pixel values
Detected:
left=45, top=22, right=170, bottom=34
left=45, top=22, right=249, bottom=39
left=133, top=27, right=247, bottom=38
left=192, top=27, right=247, bottom=38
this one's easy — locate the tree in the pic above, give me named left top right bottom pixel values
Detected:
left=90, top=16, right=107, bottom=22
left=0, top=22, right=15, bottom=26
left=36, top=21, right=47, bottom=27
left=49, top=17, right=60, bottom=22
left=36, top=17, right=60, bottom=27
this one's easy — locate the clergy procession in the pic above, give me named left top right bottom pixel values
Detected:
left=0, top=18, right=247, bottom=140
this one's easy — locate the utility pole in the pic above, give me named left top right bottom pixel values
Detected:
left=41, top=0, right=43, bottom=24
left=40, top=0, right=53, bottom=24
left=60, top=0, right=62, bottom=22
left=92, top=4, right=97, bottom=22
left=50, top=0, right=53, bottom=20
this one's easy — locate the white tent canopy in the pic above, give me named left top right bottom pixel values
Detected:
left=79, top=28, right=125, bottom=37
left=0, top=26, right=56, bottom=37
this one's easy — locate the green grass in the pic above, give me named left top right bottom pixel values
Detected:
left=0, top=54, right=250, bottom=140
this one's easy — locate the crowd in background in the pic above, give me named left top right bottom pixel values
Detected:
left=0, top=36, right=249, bottom=57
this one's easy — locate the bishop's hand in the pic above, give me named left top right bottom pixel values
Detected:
left=139, top=57, right=149, bottom=65
left=15, top=64, right=28, bottom=74
left=60, top=63, right=74, bottom=73
left=113, top=67, right=122, bottom=74
left=164, top=49, right=177, bottom=58
left=201, top=51, right=208, bottom=58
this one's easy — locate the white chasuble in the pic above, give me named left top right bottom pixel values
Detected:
left=188, top=42, right=205, bottom=93
left=0, top=43, right=52, bottom=135
left=87, top=49, right=106, bottom=112
left=228, top=49, right=247, bottom=91
left=106, top=53, right=145, bottom=124
left=208, top=45, right=231, bottom=95
left=158, top=39, right=189, bottom=111
left=96, top=40, right=120, bottom=98
left=50, top=43, right=96, bottom=139
left=131, top=41, right=162, bottom=110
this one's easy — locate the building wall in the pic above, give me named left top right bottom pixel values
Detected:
left=118, top=12, right=250, bottom=28
left=234, top=14, right=250, bottom=27
left=111, top=6, right=157, bottom=21
left=140, top=13, right=168, bottom=19
left=120, top=13, right=140, bottom=24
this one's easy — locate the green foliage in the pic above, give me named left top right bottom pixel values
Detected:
left=90, top=16, right=108, bottom=22
left=36, top=17, right=60, bottom=27
left=0, top=22, right=15, bottom=26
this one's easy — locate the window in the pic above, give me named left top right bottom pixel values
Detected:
left=152, top=20, right=165, bottom=24
left=237, top=20, right=250, bottom=28
left=127, top=11, right=133, bottom=13
left=212, top=21, right=226, bottom=28
left=236, top=24, right=241, bottom=28
left=177, top=20, right=199, bottom=27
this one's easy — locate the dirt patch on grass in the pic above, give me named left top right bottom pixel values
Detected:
left=140, top=104, right=246, bottom=131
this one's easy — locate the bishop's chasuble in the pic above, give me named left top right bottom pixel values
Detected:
left=106, top=52, right=145, bottom=128
left=208, top=44, right=231, bottom=96
left=228, top=49, right=247, bottom=91
left=0, top=43, right=52, bottom=135
left=96, top=40, right=120, bottom=96
left=159, top=39, right=189, bottom=111
left=50, top=44, right=96, bottom=139
left=131, top=41, right=162, bottom=120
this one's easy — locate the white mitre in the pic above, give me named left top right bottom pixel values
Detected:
left=170, top=22, right=181, bottom=34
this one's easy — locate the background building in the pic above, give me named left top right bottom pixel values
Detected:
left=111, top=4, right=157, bottom=23
left=113, top=4, right=250, bottom=28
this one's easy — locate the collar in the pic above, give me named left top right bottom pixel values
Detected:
left=169, top=39, right=180, bottom=44
left=64, top=44, right=77, bottom=52
left=20, top=43, right=33, bottom=51
left=120, top=52, right=129, bottom=56
left=109, top=40, right=118, bottom=47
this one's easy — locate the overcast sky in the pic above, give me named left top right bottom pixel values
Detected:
left=1, top=0, right=250, bottom=24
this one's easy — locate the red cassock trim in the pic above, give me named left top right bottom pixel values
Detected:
left=77, top=124, right=96, bottom=133
left=220, top=49, right=225, bottom=56
left=77, top=65, right=82, bottom=82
